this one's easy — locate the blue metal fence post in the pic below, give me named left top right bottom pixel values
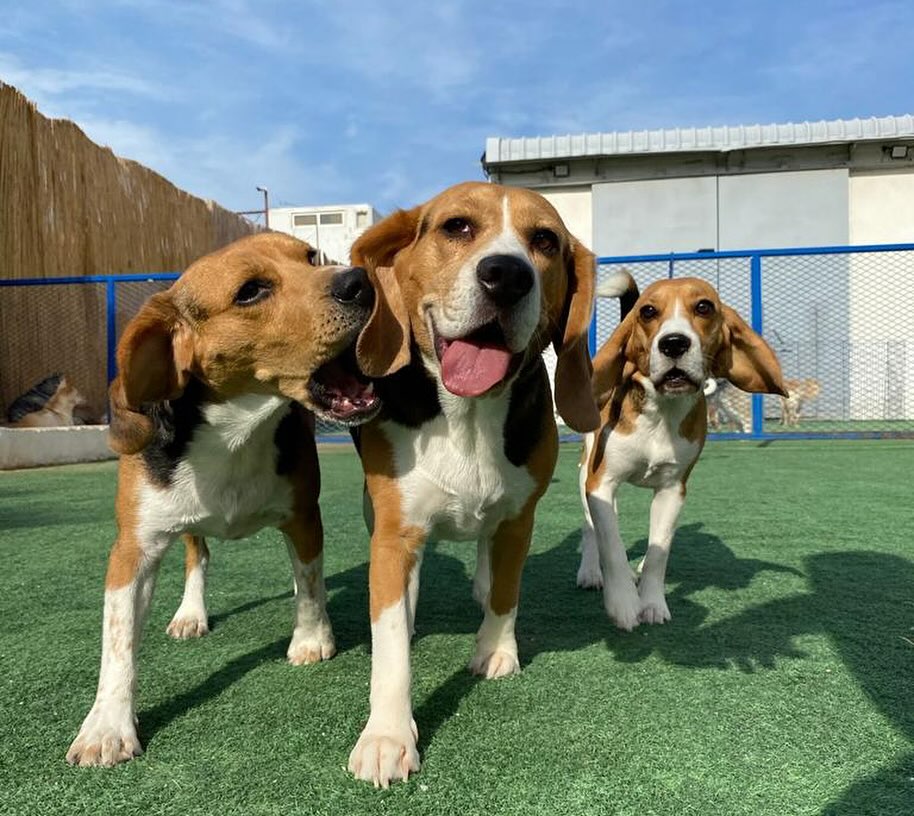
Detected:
left=106, top=278, right=117, bottom=385
left=749, top=254, right=764, bottom=439
left=588, top=308, right=598, bottom=357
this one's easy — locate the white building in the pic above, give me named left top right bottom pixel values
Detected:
left=484, top=115, right=914, bottom=424
left=268, top=203, right=382, bottom=264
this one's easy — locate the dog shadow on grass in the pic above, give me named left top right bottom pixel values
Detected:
left=136, top=525, right=913, bottom=811
left=663, top=548, right=914, bottom=816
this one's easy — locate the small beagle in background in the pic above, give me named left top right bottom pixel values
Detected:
left=67, top=232, right=382, bottom=767
left=6, top=374, right=88, bottom=427
left=577, top=275, right=786, bottom=630
left=345, top=181, right=600, bottom=787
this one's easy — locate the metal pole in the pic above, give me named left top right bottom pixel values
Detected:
left=106, top=279, right=117, bottom=385
left=256, top=186, right=270, bottom=229
left=750, top=253, right=764, bottom=438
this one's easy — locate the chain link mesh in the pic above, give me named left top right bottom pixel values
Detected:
left=594, top=249, right=914, bottom=437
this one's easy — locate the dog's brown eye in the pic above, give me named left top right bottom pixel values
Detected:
left=234, top=279, right=273, bottom=306
left=640, top=304, right=658, bottom=320
left=306, top=248, right=318, bottom=265
left=531, top=229, right=559, bottom=255
left=441, top=217, right=474, bottom=239
left=695, top=299, right=715, bottom=317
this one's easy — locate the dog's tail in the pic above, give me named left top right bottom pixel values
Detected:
left=596, top=268, right=639, bottom=320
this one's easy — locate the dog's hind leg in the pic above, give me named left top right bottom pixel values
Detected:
left=576, top=435, right=603, bottom=589
left=282, top=503, right=336, bottom=665
left=473, top=538, right=492, bottom=606
left=470, top=510, right=534, bottom=679
left=166, top=534, right=210, bottom=639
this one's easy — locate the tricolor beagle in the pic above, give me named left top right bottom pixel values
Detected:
left=67, top=232, right=381, bottom=766
left=577, top=276, right=786, bottom=630
left=345, top=181, right=600, bottom=787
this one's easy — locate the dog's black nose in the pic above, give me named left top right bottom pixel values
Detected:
left=476, top=255, right=534, bottom=308
left=658, top=333, right=691, bottom=358
left=331, top=266, right=374, bottom=309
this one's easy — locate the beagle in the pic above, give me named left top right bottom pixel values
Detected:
left=67, top=232, right=381, bottom=766
left=6, top=374, right=87, bottom=427
left=343, top=181, right=600, bottom=787
left=577, top=276, right=786, bottom=630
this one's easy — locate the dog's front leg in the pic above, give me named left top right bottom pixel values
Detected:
left=576, top=434, right=604, bottom=589
left=349, top=526, right=425, bottom=788
left=637, top=484, right=685, bottom=625
left=586, top=482, right=641, bottom=631
left=469, top=509, right=534, bottom=678
left=67, top=530, right=170, bottom=766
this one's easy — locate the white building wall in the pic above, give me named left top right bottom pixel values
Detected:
left=717, top=169, right=848, bottom=248
left=536, top=186, right=593, bottom=419
left=848, top=172, right=914, bottom=419
left=849, top=171, right=914, bottom=243
left=591, top=176, right=718, bottom=256
left=539, top=186, right=594, bottom=250
left=268, top=204, right=380, bottom=264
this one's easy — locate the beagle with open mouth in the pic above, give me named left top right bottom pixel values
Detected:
left=344, top=181, right=600, bottom=787
left=67, top=232, right=381, bottom=767
left=577, top=275, right=786, bottom=630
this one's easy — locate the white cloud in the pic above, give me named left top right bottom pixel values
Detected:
left=0, top=52, right=167, bottom=102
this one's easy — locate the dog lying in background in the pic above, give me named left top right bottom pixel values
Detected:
left=704, top=377, right=752, bottom=433
left=67, top=233, right=382, bottom=767
left=578, top=276, right=786, bottom=630
left=780, top=377, right=821, bottom=426
left=5, top=374, right=87, bottom=427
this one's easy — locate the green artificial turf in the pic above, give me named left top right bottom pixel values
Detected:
left=0, top=440, right=912, bottom=815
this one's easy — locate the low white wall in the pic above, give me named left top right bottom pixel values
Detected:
left=0, top=425, right=116, bottom=470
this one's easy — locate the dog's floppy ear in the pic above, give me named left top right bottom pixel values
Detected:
left=590, top=308, right=639, bottom=408
left=712, top=305, right=787, bottom=396
left=108, top=291, right=194, bottom=454
left=356, top=266, right=411, bottom=378
left=351, top=206, right=421, bottom=269
left=351, top=206, right=422, bottom=379
left=552, top=238, right=600, bottom=433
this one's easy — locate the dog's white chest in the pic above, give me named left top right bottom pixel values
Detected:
left=139, top=396, right=296, bottom=541
left=606, top=412, right=700, bottom=489
left=383, top=401, right=535, bottom=541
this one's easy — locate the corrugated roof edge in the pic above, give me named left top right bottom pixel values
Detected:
left=484, top=114, right=914, bottom=164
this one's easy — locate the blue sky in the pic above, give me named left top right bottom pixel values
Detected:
left=2, top=0, right=913, bottom=215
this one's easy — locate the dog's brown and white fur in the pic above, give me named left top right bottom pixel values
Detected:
left=578, top=276, right=786, bottom=630
left=345, top=182, right=600, bottom=787
left=67, top=233, right=382, bottom=767
left=780, top=377, right=821, bottom=426
left=8, top=375, right=87, bottom=427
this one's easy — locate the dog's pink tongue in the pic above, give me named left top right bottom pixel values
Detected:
left=441, top=339, right=513, bottom=397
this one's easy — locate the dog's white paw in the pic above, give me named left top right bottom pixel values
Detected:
left=469, top=647, right=520, bottom=679
left=639, top=596, right=671, bottom=625
left=287, top=628, right=336, bottom=665
left=348, top=721, right=420, bottom=788
left=66, top=708, right=142, bottom=767
left=166, top=612, right=209, bottom=640
left=604, top=579, right=641, bottom=631
left=576, top=562, right=604, bottom=590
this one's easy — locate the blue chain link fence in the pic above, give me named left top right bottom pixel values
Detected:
left=3, top=241, right=914, bottom=442
left=592, top=243, right=914, bottom=440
